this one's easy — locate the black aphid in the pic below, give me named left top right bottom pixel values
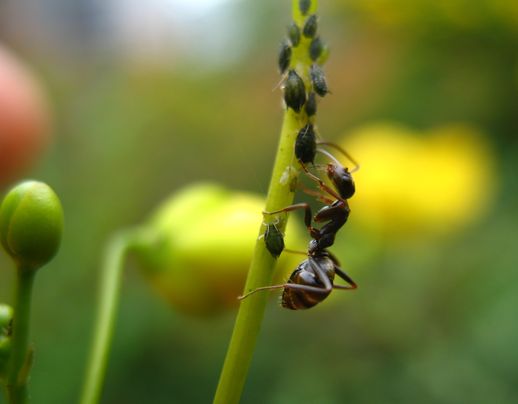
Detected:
left=287, top=22, right=301, bottom=47
left=310, top=64, right=328, bottom=97
left=295, top=124, right=317, bottom=164
left=278, top=42, right=292, bottom=74
left=284, top=70, right=306, bottom=112
left=309, top=36, right=324, bottom=61
left=303, top=14, right=318, bottom=38
left=305, top=92, right=317, bottom=116
left=299, top=0, right=311, bottom=16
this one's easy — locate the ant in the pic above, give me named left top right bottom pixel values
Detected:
left=240, top=129, right=358, bottom=309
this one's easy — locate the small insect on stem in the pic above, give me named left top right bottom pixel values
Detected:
left=305, top=92, right=317, bottom=117
left=309, top=36, right=324, bottom=61
left=287, top=22, right=301, bottom=47
left=303, top=15, right=318, bottom=38
left=299, top=0, right=311, bottom=16
left=283, top=70, right=307, bottom=112
left=310, top=64, right=328, bottom=97
left=278, top=42, right=292, bottom=74
left=263, top=222, right=285, bottom=258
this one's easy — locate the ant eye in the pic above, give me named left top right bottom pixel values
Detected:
left=264, top=223, right=285, bottom=258
left=303, top=15, right=318, bottom=38
left=305, top=92, right=317, bottom=116
left=310, top=64, right=328, bottom=97
left=309, top=37, right=324, bottom=61
left=287, top=22, right=301, bottom=47
left=284, top=70, right=306, bottom=112
left=295, top=123, right=317, bottom=164
left=278, top=42, right=292, bottom=74
left=299, top=0, right=311, bottom=16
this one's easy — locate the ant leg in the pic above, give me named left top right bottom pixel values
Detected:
left=334, top=267, right=357, bottom=289
left=283, top=248, right=307, bottom=256
left=317, top=142, right=360, bottom=172
left=238, top=284, right=287, bottom=300
left=264, top=203, right=315, bottom=234
left=297, top=182, right=334, bottom=205
left=239, top=281, right=331, bottom=301
left=300, top=164, right=343, bottom=202
left=307, top=258, right=333, bottom=292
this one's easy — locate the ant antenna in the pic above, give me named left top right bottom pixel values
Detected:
left=317, top=142, right=360, bottom=172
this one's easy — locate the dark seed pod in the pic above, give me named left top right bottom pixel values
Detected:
left=309, top=36, right=324, bottom=61
left=299, top=0, right=311, bottom=16
left=264, top=223, right=285, bottom=258
left=284, top=70, right=306, bottom=112
left=305, top=92, right=317, bottom=116
left=278, top=42, right=291, bottom=74
left=287, top=22, right=301, bottom=47
left=295, top=124, right=317, bottom=164
left=303, top=14, right=318, bottom=38
left=310, top=64, right=328, bottom=97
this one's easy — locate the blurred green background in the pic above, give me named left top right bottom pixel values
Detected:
left=1, top=0, right=517, bottom=402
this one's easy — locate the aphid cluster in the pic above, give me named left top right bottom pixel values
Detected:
left=277, top=0, right=329, bottom=117
left=240, top=0, right=358, bottom=310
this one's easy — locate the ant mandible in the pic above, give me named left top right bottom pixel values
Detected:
left=239, top=127, right=358, bottom=310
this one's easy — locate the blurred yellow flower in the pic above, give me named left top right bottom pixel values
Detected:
left=134, top=183, right=305, bottom=316
left=339, top=123, right=496, bottom=238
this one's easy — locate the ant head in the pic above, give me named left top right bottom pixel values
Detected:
left=327, top=163, right=355, bottom=200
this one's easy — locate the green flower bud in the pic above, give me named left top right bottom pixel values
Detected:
left=0, top=180, right=64, bottom=271
left=134, top=183, right=305, bottom=316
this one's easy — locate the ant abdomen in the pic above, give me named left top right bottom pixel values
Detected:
left=281, top=257, right=335, bottom=310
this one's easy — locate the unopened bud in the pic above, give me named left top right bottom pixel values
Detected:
left=0, top=181, right=63, bottom=271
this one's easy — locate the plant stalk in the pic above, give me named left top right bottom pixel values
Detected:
left=6, top=269, right=36, bottom=404
left=79, top=231, right=137, bottom=404
left=213, top=1, right=319, bottom=401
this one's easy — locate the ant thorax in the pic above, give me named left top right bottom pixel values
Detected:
left=308, top=239, right=319, bottom=255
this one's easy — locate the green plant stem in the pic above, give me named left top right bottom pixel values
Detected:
left=80, top=230, right=138, bottom=404
left=6, top=268, right=35, bottom=404
left=213, top=109, right=301, bottom=404
left=213, top=2, right=319, bottom=401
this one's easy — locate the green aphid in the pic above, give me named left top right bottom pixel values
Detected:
left=264, top=223, right=285, bottom=258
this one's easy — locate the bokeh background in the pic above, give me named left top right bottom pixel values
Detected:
left=1, top=0, right=517, bottom=402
